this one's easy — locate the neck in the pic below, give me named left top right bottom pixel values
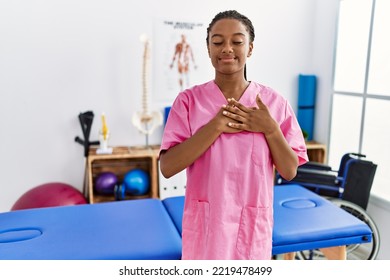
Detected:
left=214, top=74, right=249, bottom=100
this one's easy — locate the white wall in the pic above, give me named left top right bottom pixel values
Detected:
left=311, top=0, right=339, bottom=144
left=0, top=0, right=324, bottom=212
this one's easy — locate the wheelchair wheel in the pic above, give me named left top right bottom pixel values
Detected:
left=296, top=199, right=380, bottom=260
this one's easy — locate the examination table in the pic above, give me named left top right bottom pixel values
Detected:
left=0, top=184, right=372, bottom=259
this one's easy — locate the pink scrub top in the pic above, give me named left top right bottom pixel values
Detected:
left=160, top=80, right=308, bottom=259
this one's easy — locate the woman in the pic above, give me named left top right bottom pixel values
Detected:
left=159, top=10, right=308, bottom=259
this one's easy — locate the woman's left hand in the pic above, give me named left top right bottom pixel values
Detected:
left=222, top=94, right=278, bottom=136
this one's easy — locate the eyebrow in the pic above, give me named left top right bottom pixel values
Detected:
left=211, top=32, right=246, bottom=38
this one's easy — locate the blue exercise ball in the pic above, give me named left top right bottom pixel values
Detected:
left=94, top=172, right=118, bottom=194
left=123, top=169, right=150, bottom=195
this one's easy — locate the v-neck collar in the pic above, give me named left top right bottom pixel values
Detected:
left=210, top=80, right=256, bottom=106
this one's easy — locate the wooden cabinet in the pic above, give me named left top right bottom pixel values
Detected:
left=85, top=145, right=160, bottom=204
left=84, top=142, right=326, bottom=204
left=306, top=141, right=327, bottom=163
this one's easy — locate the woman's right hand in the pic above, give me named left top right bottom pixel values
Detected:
left=160, top=105, right=243, bottom=178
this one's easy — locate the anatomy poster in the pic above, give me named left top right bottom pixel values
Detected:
left=152, top=18, right=212, bottom=103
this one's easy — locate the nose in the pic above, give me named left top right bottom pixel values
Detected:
left=222, top=42, right=233, bottom=53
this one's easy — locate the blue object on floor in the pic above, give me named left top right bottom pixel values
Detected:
left=297, top=74, right=316, bottom=140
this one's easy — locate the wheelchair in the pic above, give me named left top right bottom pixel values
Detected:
left=275, top=153, right=380, bottom=260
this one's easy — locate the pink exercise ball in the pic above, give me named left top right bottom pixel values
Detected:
left=11, top=182, right=87, bottom=211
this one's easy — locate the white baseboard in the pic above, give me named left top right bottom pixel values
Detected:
left=368, top=194, right=390, bottom=212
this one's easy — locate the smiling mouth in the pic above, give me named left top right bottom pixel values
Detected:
left=219, top=57, right=236, bottom=62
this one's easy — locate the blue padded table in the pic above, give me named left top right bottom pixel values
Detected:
left=272, top=184, right=371, bottom=256
left=161, top=196, right=184, bottom=236
left=0, top=199, right=182, bottom=260
left=0, top=185, right=372, bottom=260
left=162, top=184, right=372, bottom=258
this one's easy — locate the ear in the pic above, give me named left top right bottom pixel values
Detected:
left=247, top=42, right=254, bottom=57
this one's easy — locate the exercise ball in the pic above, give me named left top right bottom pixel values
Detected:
left=123, top=169, right=150, bottom=195
left=94, top=172, right=118, bottom=194
left=11, top=182, right=87, bottom=211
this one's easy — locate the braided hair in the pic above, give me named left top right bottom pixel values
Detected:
left=206, top=10, right=255, bottom=44
left=206, top=10, right=255, bottom=80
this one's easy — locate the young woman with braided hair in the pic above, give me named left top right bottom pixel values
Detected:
left=160, top=10, right=308, bottom=260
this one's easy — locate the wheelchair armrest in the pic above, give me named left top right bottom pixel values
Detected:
left=299, top=161, right=333, bottom=171
left=297, top=168, right=337, bottom=177
left=292, top=168, right=340, bottom=186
